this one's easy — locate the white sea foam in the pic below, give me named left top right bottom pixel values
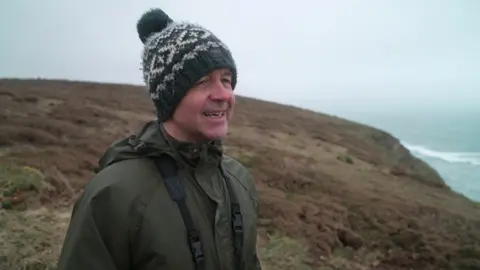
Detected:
left=402, top=142, right=480, bottom=166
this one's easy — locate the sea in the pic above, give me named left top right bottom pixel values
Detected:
left=336, top=109, right=480, bottom=202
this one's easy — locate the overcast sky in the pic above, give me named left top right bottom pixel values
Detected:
left=1, top=0, right=478, bottom=115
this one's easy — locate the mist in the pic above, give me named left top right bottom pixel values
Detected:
left=1, top=0, right=478, bottom=116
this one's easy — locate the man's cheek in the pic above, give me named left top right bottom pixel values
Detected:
left=229, top=94, right=236, bottom=108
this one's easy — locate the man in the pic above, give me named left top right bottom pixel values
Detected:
left=57, top=7, right=262, bottom=270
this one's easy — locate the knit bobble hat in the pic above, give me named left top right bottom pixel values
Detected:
left=137, top=8, right=237, bottom=122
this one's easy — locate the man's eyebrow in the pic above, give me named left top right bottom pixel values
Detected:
left=222, top=70, right=233, bottom=76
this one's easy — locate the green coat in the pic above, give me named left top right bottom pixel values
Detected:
left=57, top=121, right=262, bottom=270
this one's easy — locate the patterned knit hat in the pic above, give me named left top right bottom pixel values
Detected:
left=136, top=8, right=238, bottom=122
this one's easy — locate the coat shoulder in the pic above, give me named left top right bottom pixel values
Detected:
left=80, top=158, right=160, bottom=211
left=221, top=155, right=259, bottom=202
left=91, top=158, right=158, bottom=190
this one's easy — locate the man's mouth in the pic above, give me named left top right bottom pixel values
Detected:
left=202, top=111, right=226, bottom=118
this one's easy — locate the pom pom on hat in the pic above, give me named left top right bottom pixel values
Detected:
left=136, top=8, right=173, bottom=44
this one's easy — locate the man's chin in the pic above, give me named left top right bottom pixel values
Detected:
left=201, top=128, right=229, bottom=141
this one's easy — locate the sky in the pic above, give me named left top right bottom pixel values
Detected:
left=1, top=0, right=479, bottom=116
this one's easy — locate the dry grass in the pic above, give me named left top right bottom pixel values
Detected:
left=1, top=78, right=480, bottom=270
left=0, top=207, right=71, bottom=270
left=257, top=231, right=312, bottom=270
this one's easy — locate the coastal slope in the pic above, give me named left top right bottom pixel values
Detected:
left=1, top=78, right=479, bottom=270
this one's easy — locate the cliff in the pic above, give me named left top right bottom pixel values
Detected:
left=1, top=78, right=479, bottom=270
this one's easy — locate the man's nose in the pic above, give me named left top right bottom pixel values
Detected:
left=210, top=81, right=233, bottom=101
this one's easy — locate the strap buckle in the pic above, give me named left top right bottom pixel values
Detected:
left=232, top=204, right=243, bottom=233
left=188, top=235, right=205, bottom=264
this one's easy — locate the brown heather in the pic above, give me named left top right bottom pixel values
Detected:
left=1, top=78, right=480, bottom=270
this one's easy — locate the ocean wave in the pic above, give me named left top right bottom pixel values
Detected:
left=401, top=142, right=480, bottom=166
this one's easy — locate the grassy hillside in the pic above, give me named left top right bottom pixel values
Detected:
left=1, top=78, right=480, bottom=270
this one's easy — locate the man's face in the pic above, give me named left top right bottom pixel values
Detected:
left=166, top=68, right=235, bottom=142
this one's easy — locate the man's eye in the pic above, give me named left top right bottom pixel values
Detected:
left=196, top=79, right=208, bottom=85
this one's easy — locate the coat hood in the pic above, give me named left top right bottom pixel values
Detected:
left=97, top=120, right=224, bottom=171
